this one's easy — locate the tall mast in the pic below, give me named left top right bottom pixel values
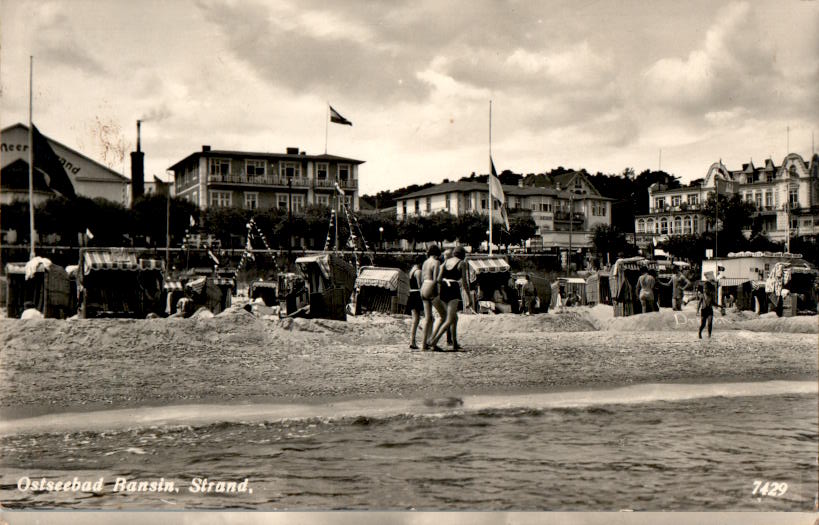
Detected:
left=28, top=56, right=35, bottom=259
left=488, top=100, right=493, bottom=256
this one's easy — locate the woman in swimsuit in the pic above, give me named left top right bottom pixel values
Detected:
left=420, top=244, right=445, bottom=350
left=429, top=245, right=473, bottom=351
left=407, top=255, right=425, bottom=349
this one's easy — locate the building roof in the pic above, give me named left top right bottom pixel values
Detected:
left=399, top=180, right=612, bottom=201
left=1, top=123, right=128, bottom=182
left=167, top=148, right=364, bottom=171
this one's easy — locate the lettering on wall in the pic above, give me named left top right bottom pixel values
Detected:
left=2, top=142, right=81, bottom=174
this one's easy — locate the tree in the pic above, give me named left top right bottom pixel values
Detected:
left=702, top=193, right=757, bottom=256
left=659, top=234, right=709, bottom=263
left=507, top=211, right=537, bottom=247
left=457, top=213, right=489, bottom=252
left=592, top=224, right=636, bottom=264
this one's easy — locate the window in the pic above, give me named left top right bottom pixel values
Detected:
left=766, top=172, right=774, bottom=183
left=445, top=194, right=451, bottom=211
left=402, top=201, right=407, bottom=216
left=244, top=192, right=258, bottom=209
left=245, top=159, right=265, bottom=177
left=464, top=196, right=472, bottom=211
left=765, top=191, right=773, bottom=208
left=660, top=218, right=668, bottom=234
left=789, top=187, right=799, bottom=208
left=684, top=216, right=692, bottom=234
left=647, top=219, right=655, bottom=233
left=277, top=194, right=289, bottom=210
left=637, top=219, right=645, bottom=233
left=415, top=200, right=420, bottom=213
left=316, top=163, right=328, bottom=179
left=345, top=195, right=352, bottom=208
left=754, top=192, right=762, bottom=208
left=280, top=162, right=300, bottom=179
left=574, top=178, right=582, bottom=189
left=692, top=215, right=699, bottom=233
left=338, top=164, right=350, bottom=181
left=209, top=190, right=232, bottom=208
left=208, top=158, right=230, bottom=177
left=425, top=197, right=431, bottom=212
left=745, top=192, right=753, bottom=202
left=674, top=216, right=681, bottom=234
left=671, top=196, right=681, bottom=207
left=318, top=194, right=330, bottom=207
left=789, top=165, right=797, bottom=178
left=654, top=198, right=665, bottom=210
left=292, top=194, right=305, bottom=212
left=791, top=218, right=799, bottom=229
left=688, top=194, right=698, bottom=205
left=482, top=198, right=488, bottom=210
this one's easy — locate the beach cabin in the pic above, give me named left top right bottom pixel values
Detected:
left=550, top=277, right=587, bottom=308
left=183, top=272, right=235, bottom=315
left=585, top=270, right=611, bottom=306
left=78, top=249, right=165, bottom=318
left=467, top=256, right=513, bottom=313
left=249, top=280, right=278, bottom=307
left=4, top=258, right=71, bottom=319
left=609, top=256, right=658, bottom=317
left=295, top=253, right=356, bottom=320
left=702, top=251, right=803, bottom=306
left=764, top=261, right=819, bottom=316
left=352, top=267, right=410, bottom=315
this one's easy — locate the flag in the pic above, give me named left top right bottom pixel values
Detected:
left=500, top=205, right=510, bottom=231
left=85, top=228, right=94, bottom=239
left=190, top=215, right=196, bottom=227
left=335, top=182, right=346, bottom=196
left=32, top=125, right=75, bottom=198
left=329, top=105, right=352, bottom=126
left=207, top=250, right=220, bottom=266
left=489, top=156, right=505, bottom=206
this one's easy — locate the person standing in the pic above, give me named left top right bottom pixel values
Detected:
left=429, top=245, right=473, bottom=351
left=522, top=274, right=536, bottom=315
left=420, top=244, right=445, bottom=350
left=635, top=266, right=656, bottom=313
left=698, top=281, right=716, bottom=339
left=668, top=266, right=691, bottom=311
left=407, top=255, right=425, bottom=349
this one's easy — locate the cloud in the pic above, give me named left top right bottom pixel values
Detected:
left=33, top=2, right=108, bottom=75
left=641, top=2, right=782, bottom=115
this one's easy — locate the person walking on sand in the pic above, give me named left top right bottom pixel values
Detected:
left=407, top=255, right=425, bottom=349
left=698, top=280, right=717, bottom=339
left=420, top=244, right=445, bottom=350
left=429, top=245, right=474, bottom=351
left=635, top=265, right=656, bottom=314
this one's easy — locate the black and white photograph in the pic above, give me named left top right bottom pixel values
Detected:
left=0, top=0, right=817, bottom=521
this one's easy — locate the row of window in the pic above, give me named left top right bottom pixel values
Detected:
left=742, top=188, right=799, bottom=208
left=208, top=158, right=351, bottom=180
left=636, top=216, right=700, bottom=235
left=654, top=194, right=699, bottom=210
left=208, top=190, right=351, bottom=210
left=399, top=195, right=609, bottom=217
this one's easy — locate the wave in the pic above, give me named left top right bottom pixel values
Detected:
left=1, top=380, right=814, bottom=437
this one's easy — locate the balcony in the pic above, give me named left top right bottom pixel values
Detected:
left=553, top=211, right=584, bottom=223
left=207, top=173, right=309, bottom=187
left=314, top=177, right=357, bottom=190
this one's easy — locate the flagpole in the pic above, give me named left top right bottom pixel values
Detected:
left=28, top=55, right=35, bottom=260
left=165, top=187, right=171, bottom=270
left=488, top=100, right=493, bottom=256
left=325, top=102, right=329, bottom=154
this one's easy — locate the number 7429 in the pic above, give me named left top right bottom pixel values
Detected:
left=752, top=480, right=788, bottom=497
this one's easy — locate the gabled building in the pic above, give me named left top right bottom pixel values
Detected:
left=395, top=171, right=612, bottom=249
left=168, top=146, right=364, bottom=212
left=634, top=153, right=819, bottom=248
left=0, top=123, right=129, bottom=205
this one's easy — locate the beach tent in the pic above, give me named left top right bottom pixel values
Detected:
left=550, top=277, right=587, bottom=308
left=183, top=273, right=234, bottom=315
left=585, top=271, right=611, bottom=306
left=78, top=249, right=165, bottom=318
left=295, top=253, right=356, bottom=320
left=277, top=272, right=310, bottom=318
left=4, top=258, right=71, bottom=319
left=609, top=256, right=658, bottom=317
left=163, top=279, right=185, bottom=315
left=352, top=267, right=410, bottom=315
left=466, top=256, right=513, bottom=313
left=249, top=280, right=278, bottom=307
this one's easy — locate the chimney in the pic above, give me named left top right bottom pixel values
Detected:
left=130, top=120, right=144, bottom=206
left=286, top=147, right=299, bottom=155
left=202, top=145, right=211, bottom=152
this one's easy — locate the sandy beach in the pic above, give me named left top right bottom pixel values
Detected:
left=1, top=305, right=816, bottom=417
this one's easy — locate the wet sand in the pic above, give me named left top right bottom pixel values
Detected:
left=1, top=308, right=816, bottom=418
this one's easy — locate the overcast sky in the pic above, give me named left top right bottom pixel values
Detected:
left=1, top=0, right=817, bottom=195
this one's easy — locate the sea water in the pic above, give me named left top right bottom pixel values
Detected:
left=1, top=382, right=816, bottom=510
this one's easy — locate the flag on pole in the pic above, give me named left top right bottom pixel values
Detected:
left=489, top=156, right=505, bottom=206
left=32, top=124, right=75, bottom=198
left=85, top=228, right=94, bottom=239
left=335, top=182, right=346, bottom=196
left=190, top=215, right=196, bottom=227
left=329, top=105, right=353, bottom=126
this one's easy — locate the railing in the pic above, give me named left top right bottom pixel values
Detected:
left=314, top=177, right=357, bottom=189
left=648, top=204, right=701, bottom=213
left=553, top=211, right=584, bottom=221
left=207, top=173, right=310, bottom=186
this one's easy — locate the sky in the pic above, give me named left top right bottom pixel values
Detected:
left=1, top=0, right=817, bottom=196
